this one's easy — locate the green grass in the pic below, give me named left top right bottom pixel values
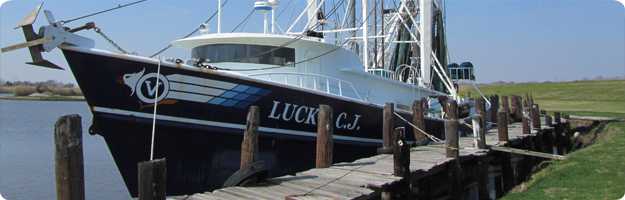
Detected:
left=502, top=122, right=625, bottom=200
left=461, top=80, right=625, bottom=115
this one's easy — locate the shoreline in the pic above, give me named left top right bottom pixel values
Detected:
left=0, top=95, right=85, bottom=102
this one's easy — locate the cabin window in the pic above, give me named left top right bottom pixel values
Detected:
left=192, top=44, right=295, bottom=66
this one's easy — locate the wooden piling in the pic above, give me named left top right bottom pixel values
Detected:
left=510, top=96, right=522, bottom=122
left=497, top=111, right=509, bottom=142
left=531, top=104, right=541, bottom=129
left=241, top=106, right=260, bottom=169
left=522, top=113, right=530, bottom=135
left=316, top=105, right=334, bottom=168
left=381, top=103, right=395, bottom=154
left=55, top=115, right=85, bottom=200
left=473, top=115, right=487, bottom=149
left=475, top=98, right=487, bottom=149
left=445, top=120, right=459, bottom=158
left=393, top=127, right=410, bottom=178
left=412, top=99, right=427, bottom=144
left=545, top=115, right=553, bottom=127
left=554, top=112, right=562, bottom=124
left=501, top=96, right=510, bottom=119
left=490, top=95, right=499, bottom=124
left=446, top=99, right=458, bottom=120
left=138, top=158, right=167, bottom=200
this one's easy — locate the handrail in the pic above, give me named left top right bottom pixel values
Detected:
left=249, top=72, right=363, bottom=100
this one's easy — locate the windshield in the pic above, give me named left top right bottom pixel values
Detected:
left=192, top=44, right=295, bottom=66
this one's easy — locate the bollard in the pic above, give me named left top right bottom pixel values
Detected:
left=241, top=106, right=260, bottom=169
left=380, top=103, right=395, bottom=154
left=138, top=158, right=166, bottom=200
left=445, top=120, right=459, bottom=158
left=55, top=115, right=85, bottom=200
left=393, top=127, right=410, bottom=178
left=316, top=105, right=334, bottom=168
left=412, top=99, right=428, bottom=144
left=497, top=111, right=509, bottom=142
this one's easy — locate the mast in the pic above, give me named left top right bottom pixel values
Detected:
left=306, top=0, right=319, bottom=30
left=217, top=0, right=222, bottom=33
left=361, top=0, right=369, bottom=70
left=347, top=0, right=357, bottom=52
left=373, top=0, right=377, bottom=68
left=419, top=0, right=433, bottom=87
left=380, top=0, right=384, bottom=69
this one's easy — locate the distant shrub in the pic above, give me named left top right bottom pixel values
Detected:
left=0, top=86, right=12, bottom=94
left=13, top=86, right=37, bottom=96
left=47, top=87, right=83, bottom=96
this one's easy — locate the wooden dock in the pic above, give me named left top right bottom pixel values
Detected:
left=172, top=121, right=559, bottom=200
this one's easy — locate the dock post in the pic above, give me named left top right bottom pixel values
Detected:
left=545, top=115, right=553, bottom=127
left=522, top=109, right=531, bottom=135
left=446, top=99, right=458, bottom=120
left=475, top=98, right=487, bottom=149
left=489, top=95, right=499, bottom=124
left=501, top=96, right=510, bottom=124
left=393, top=127, right=410, bottom=177
left=554, top=112, right=562, bottom=124
left=497, top=111, right=509, bottom=142
left=445, top=119, right=459, bottom=158
left=477, top=157, right=490, bottom=200
left=138, top=158, right=167, bottom=200
left=54, top=115, right=85, bottom=200
left=531, top=104, right=541, bottom=130
left=412, top=99, right=428, bottom=144
left=553, top=112, right=564, bottom=154
left=445, top=119, right=462, bottom=199
left=316, top=105, right=334, bottom=168
left=380, top=103, right=395, bottom=154
left=510, top=96, right=521, bottom=122
left=241, top=106, right=260, bottom=169
left=473, top=115, right=487, bottom=149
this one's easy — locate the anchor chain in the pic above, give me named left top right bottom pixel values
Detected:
left=93, top=27, right=130, bottom=54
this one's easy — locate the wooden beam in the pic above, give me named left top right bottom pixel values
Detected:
left=393, top=127, right=410, bottom=178
left=490, top=146, right=566, bottom=160
left=445, top=119, right=459, bottom=158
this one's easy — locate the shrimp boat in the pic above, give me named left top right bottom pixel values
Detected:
left=3, top=0, right=461, bottom=196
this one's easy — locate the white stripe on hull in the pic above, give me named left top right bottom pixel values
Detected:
left=93, top=106, right=383, bottom=144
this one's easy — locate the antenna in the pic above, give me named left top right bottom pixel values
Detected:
left=254, top=0, right=273, bottom=34
left=217, top=0, right=222, bottom=33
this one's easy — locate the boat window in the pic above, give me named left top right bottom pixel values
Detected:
left=192, top=44, right=295, bottom=66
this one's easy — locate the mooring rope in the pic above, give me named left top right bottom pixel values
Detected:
left=392, top=112, right=444, bottom=143
left=149, top=58, right=162, bottom=161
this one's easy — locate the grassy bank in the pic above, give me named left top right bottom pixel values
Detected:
left=0, top=95, right=85, bottom=101
left=502, top=121, right=625, bottom=200
left=462, top=80, right=625, bottom=117
left=465, top=80, right=625, bottom=199
left=0, top=81, right=84, bottom=101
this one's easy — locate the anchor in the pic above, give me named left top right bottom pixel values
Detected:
left=1, top=3, right=95, bottom=70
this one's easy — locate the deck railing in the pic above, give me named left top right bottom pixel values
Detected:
left=249, top=72, right=363, bottom=100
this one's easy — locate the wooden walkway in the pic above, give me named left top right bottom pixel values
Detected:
left=173, top=121, right=550, bottom=200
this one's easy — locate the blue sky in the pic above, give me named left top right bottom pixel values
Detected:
left=1, top=0, right=624, bottom=83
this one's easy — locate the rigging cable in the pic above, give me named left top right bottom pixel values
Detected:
left=61, top=0, right=149, bottom=24
left=149, top=0, right=229, bottom=58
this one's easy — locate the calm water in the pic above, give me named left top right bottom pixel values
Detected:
left=0, top=99, right=130, bottom=199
